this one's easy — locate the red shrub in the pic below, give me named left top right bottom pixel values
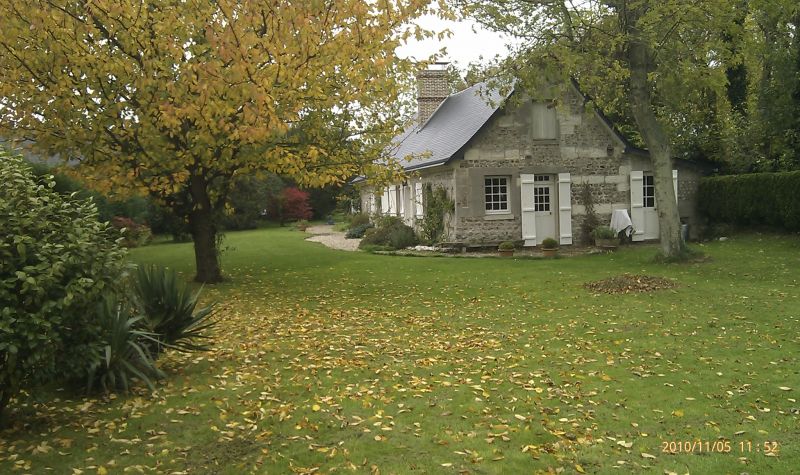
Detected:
left=281, top=187, right=313, bottom=221
left=111, top=216, right=152, bottom=247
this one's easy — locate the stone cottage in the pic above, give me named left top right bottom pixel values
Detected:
left=358, top=67, right=703, bottom=246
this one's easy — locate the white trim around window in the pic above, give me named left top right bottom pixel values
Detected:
left=484, top=176, right=510, bottom=214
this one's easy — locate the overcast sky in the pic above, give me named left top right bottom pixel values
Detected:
left=395, top=14, right=519, bottom=70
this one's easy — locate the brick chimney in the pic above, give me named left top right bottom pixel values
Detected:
left=417, top=63, right=450, bottom=124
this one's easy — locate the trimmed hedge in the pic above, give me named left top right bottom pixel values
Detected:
left=697, top=171, right=800, bottom=230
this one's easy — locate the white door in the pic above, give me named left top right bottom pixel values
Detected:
left=533, top=175, right=557, bottom=245
left=632, top=170, right=678, bottom=240
left=642, top=174, right=659, bottom=239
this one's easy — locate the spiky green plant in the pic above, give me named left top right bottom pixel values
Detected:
left=133, top=265, right=216, bottom=354
left=87, top=295, right=162, bottom=393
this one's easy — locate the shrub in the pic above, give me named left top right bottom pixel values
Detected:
left=578, top=183, right=601, bottom=245
left=346, top=223, right=373, bottom=239
left=374, top=215, right=404, bottom=229
left=698, top=171, right=800, bottom=231
left=541, top=237, right=559, bottom=249
left=133, top=265, right=216, bottom=354
left=0, top=151, right=128, bottom=417
left=295, top=219, right=309, bottom=231
left=111, top=216, right=152, bottom=248
left=359, top=219, right=418, bottom=250
left=592, top=226, right=617, bottom=240
left=348, top=213, right=371, bottom=228
left=86, top=295, right=162, bottom=393
left=498, top=241, right=515, bottom=251
left=282, top=187, right=313, bottom=221
left=419, top=185, right=454, bottom=244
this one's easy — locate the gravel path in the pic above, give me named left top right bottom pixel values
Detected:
left=305, top=224, right=361, bottom=251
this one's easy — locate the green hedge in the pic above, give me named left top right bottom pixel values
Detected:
left=697, top=171, right=800, bottom=230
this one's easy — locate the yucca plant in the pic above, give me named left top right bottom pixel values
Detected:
left=133, top=265, right=217, bottom=354
left=87, top=295, right=162, bottom=393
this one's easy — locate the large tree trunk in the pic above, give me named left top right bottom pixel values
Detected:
left=188, top=174, right=223, bottom=283
left=627, top=26, right=683, bottom=257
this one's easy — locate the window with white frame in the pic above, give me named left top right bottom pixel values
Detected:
left=643, top=175, right=655, bottom=208
left=533, top=176, right=551, bottom=212
left=484, top=176, right=509, bottom=213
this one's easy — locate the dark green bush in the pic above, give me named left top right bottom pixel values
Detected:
left=541, top=237, right=559, bottom=249
left=87, top=295, right=162, bottom=393
left=346, top=223, right=373, bottom=239
left=698, top=172, right=800, bottom=230
left=359, top=219, right=418, bottom=250
left=348, top=213, right=371, bottom=228
left=498, top=241, right=515, bottom=251
left=133, top=265, right=216, bottom=354
left=1, top=150, right=128, bottom=416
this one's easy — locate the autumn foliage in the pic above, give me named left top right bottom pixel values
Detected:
left=0, top=1, right=443, bottom=282
left=282, top=188, right=313, bottom=222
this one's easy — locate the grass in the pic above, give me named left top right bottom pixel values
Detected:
left=2, top=228, right=799, bottom=474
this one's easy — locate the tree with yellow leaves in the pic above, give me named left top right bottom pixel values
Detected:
left=0, top=0, right=440, bottom=282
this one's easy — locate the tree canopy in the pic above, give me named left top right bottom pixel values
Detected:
left=461, top=0, right=759, bottom=256
left=0, top=0, right=441, bottom=282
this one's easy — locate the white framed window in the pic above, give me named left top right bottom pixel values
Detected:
left=532, top=101, right=558, bottom=140
left=484, top=176, right=509, bottom=213
left=534, top=186, right=550, bottom=212
left=643, top=175, right=655, bottom=208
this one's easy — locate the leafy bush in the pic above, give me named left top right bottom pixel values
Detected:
left=345, top=223, right=373, bottom=239
left=0, top=151, right=128, bottom=416
left=283, top=187, right=313, bottom=221
left=374, top=215, right=404, bottom=229
left=578, top=183, right=601, bottom=245
left=111, top=216, right=152, bottom=248
left=133, top=265, right=216, bottom=354
left=295, top=219, right=309, bottom=231
left=419, top=185, right=454, bottom=244
left=359, top=219, right=418, bottom=250
left=348, top=213, right=371, bottom=228
left=698, top=172, right=800, bottom=230
left=87, top=295, right=162, bottom=393
left=592, top=226, right=617, bottom=240
left=498, top=241, right=515, bottom=251
left=541, top=237, right=559, bottom=249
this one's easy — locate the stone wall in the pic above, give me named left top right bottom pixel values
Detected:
left=451, top=86, right=635, bottom=245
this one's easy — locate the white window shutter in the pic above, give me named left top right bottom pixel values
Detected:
left=630, top=171, right=645, bottom=241
left=414, top=182, right=424, bottom=218
left=369, top=194, right=375, bottom=214
left=381, top=188, right=390, bottom=215
left=520, top=174, right=537, bottom=245
left=399, top=185, right=406, bottom=216
left=672, top=169, right=678, bottom=203
left=557, top=173, right=573, bottom=245
left=388, top=185, right=397, bottom=215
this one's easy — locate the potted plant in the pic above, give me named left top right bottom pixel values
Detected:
left=498, top=241, right=515, bottom=257
left=541, top=237, right=559, bottom=257
left=593, top=226, right=618, bottom=249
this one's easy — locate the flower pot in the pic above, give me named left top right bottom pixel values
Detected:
left=499, top=249, right=514, bottom=257
left=541, top=248, right=558, bottom=257
left=595, top=238, right=618, bottom=249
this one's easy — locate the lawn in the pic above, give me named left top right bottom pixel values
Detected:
left=2, top=228, right=799, bottom=474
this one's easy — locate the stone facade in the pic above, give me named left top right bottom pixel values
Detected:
left=362, top=84, right=703, bottom=245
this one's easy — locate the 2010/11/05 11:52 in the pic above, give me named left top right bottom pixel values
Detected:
left=661, top=440, right=781, bottom=455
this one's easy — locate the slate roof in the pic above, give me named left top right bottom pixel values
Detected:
left=389, top=81, right=511, bottom=171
